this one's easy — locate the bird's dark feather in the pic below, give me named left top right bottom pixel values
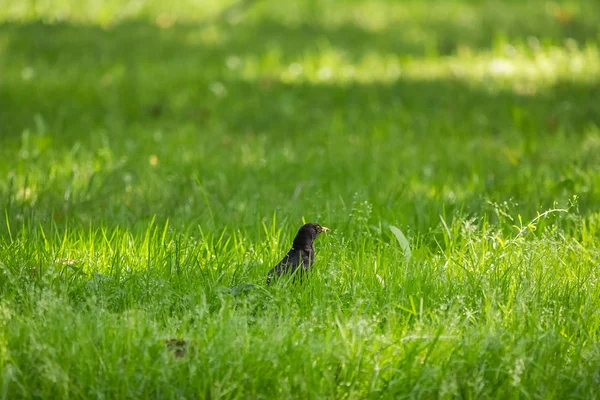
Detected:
left=266, top=223, right=327, bottom=284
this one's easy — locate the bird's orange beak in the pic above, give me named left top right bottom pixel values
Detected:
left=320, top=226, right=330, bottom=233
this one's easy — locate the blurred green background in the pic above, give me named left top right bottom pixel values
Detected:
left=1, top=0, right=599, bottom=234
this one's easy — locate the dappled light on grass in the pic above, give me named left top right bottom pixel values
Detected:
left=237, top=41, right=599, bottom=87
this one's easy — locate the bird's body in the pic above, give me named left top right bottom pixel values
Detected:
left=266, top=223, right=329, bottom=284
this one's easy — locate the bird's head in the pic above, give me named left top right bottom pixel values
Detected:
left=293, top=222, right=329, bottom=247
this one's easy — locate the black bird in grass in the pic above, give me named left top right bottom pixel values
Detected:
left=266, top=223, right=329, bottom=284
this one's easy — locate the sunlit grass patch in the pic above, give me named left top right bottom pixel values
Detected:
left=236, top=41, right=600, bottom=89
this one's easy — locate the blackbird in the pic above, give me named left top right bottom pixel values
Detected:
left=266, top=222, right=329, bottom=284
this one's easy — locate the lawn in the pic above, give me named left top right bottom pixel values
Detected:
left=1, top=0, right=600, bottom=398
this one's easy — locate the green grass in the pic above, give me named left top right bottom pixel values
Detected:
left=1, top=0, right=600, bottom=398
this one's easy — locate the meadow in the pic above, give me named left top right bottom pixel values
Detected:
left=1, top=0, right=600, bottom=398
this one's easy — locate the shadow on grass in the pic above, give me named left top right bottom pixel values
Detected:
left=1, top=16, right=598, bottom=134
